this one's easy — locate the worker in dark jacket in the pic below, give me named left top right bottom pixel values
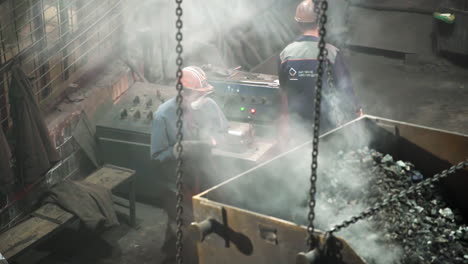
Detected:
left=278, top=0, right=362, bottom=144
left=151, top=66, right=229, bottom=263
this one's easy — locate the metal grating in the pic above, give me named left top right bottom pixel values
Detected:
left=0, top=0, right=123, bottom=130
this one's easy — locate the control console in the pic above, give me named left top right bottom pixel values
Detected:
left=204, top=65, right=281, bottom=124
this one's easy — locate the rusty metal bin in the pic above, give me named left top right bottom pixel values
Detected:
left=192, top=115, right=468, bottom=264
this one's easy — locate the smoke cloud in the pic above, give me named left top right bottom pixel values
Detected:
left=120, top=0, right=406, bottom=263
left=294, top=144, right=404, bottom=264
left=121, top=0, right=299, bottom=82
left=208, top=117, right=405, bottom=264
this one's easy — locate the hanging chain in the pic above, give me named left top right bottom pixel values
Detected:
left=325, top=60, right=335, bottom=91
left=175, top=0, right=184, bottom=263
left=327, top=160, right=468, bottom=234
left=307, top=0, right=329, bottom=251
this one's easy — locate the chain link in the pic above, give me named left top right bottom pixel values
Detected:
left=328, top=160, right=468, bottom=234
left=307, top=0, right=329, bottom=251
left=325, top=60, right=335, bottom=90
left=174, top=0, right=184, bottom=263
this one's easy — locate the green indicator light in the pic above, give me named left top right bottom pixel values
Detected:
left=240, top=107, right=245, bottom=112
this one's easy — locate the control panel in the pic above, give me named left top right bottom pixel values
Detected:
left=95, top=81, right=278, bottom=202
left=96, top=82, right=177, bottom=143
left=204, top=66, right=281, bottom=124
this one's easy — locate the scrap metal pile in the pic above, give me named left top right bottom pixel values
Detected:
left=296, top=147, right=468, bottom=264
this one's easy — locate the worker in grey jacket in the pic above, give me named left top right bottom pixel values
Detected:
left=151, top=65, right=229, bottom=190
left=150, top=66, right=228, bottom=263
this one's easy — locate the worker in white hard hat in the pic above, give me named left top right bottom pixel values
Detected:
left=278, top=0, right=363, bottom=145
left=150, top=66, right=228, bottom=264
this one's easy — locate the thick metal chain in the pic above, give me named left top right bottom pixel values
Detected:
left=175, top=0, right=184, bottom=263
left=325, top=60, right=335, bottom=90
left=307, top=0, right=328, bottom=251
left=328, top=160, right=468, bottom=234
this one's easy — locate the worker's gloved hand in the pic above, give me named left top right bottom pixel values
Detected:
left=172, top=140, right=213, bottom=158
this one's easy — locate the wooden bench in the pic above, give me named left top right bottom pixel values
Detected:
left=0, top=164, right=136, bottom=261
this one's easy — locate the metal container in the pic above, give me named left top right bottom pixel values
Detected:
left=192, top=115, right=468, bottom=264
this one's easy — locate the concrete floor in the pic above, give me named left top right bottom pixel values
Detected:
left=16, top=202, right=169, bottom=264
left=11, top=49, right=468, bottom=264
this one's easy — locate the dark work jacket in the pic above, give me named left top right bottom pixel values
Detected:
left=46, top=180, right=119, bottom=230
left=278, top=35, right=360, bottom=131
left=9, top=66, right=60, bottom=185
left=0, top=127, right=14, bottom=189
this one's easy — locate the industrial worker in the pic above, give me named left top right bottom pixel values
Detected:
left=150, top=66, right=229, bottom=263
left=278, top=0, right=362, bottom=143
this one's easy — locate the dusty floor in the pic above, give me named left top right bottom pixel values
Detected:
left=15, top=202, right=168, bottom=264
left=10, top=49, right=468, bottom=264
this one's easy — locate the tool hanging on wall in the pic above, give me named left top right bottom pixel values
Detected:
left=174, top=0, right=185, bottom=263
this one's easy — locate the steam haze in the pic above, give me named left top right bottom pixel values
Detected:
left=121, top=0, right=300, bottom=82
left=216, top=120, right=404, bottom=264
left=121, top=0, right=404, bottom=263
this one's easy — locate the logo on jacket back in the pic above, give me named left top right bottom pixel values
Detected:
left=289, top=67, right=298, bottom=80
left=289, top=67, right=297, bottom=76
